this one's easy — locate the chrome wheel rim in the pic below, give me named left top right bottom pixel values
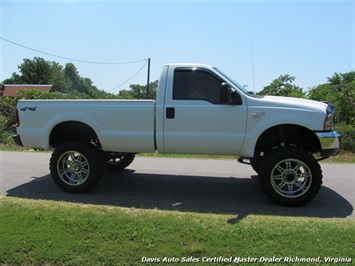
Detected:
left=270, top=158, right=312, bottom=198
left=57, top=151, right=90, bottom=186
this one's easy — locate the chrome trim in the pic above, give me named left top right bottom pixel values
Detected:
left=315, top=131, right=341, bottom=156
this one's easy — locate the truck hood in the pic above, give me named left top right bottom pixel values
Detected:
left=253, top=95, right=328, bottom=113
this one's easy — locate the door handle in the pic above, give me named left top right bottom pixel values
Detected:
left=166, top=107, right=175, bottom=119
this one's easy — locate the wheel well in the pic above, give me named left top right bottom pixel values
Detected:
left=254, top=124, right=321, bottom=156
left=50, top=121, right=99, bottom=148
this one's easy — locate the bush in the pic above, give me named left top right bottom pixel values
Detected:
left=0, top=116, right=16, bottom=147
left=0, top=90, right=75, bottom=143
left=0, top=116, right=6, bottom=133
left=0, top=97, right=17, bottom=133
left=335, top=125, right=355, bottom=153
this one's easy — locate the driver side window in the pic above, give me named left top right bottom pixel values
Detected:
left=173, top=69, right=227, bottom=104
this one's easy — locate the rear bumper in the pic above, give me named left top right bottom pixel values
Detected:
left=315, top=131, right=341, bottom=157
left=12, top=134, right=24, bottom=147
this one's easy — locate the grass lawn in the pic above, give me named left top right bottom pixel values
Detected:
left=1, top=142, right=354, bottom=163
left=138, top=150, right=355, bottom=163
left=0, top=196, right=354, bottom=265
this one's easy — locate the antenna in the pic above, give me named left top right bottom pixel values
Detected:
left=251, top=45, right=255, bottom=93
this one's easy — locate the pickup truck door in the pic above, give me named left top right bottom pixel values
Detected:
left=162, top=67, right=247, bottom=155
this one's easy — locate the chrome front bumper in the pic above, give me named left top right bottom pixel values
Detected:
left=315, top=131, right=341, bottom=157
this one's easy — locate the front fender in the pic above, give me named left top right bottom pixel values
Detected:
left=239, top=108, right=325, bottom=158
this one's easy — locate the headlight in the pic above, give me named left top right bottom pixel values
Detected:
left=324, top=104, right=335, bottom=131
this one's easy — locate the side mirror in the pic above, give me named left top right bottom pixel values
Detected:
left=221, top=82, right=241, bottom=105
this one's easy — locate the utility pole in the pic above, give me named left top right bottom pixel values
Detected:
left=146, top=58, right=151, bottom=99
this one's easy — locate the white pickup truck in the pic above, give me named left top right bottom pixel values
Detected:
left=13, top=63, right=341, bottom=206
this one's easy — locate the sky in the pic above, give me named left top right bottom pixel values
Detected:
left=1, top=0, right=354, bottom=94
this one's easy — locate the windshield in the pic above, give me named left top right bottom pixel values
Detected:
left=213, top=67, right=250, bottom=94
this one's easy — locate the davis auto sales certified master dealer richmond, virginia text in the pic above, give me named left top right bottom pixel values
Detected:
left=141, top=256, right=352, bottom=263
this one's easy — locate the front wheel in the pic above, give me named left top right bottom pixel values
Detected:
left=50, top=141, right=105, bottom=193
left=258, top=147, right=322, bottom=206
left=105, top=153, right=135, bottom=171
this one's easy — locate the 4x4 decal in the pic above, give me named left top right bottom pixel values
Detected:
left=20, top=106, right=37, bottom=112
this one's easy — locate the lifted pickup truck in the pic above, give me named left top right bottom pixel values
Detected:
left=13, top=63, right=341, bottom=206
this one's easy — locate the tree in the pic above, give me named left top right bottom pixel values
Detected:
left=64, top=63, right=80, bottom=84
left=49, top=62, right=71, bottom=92
left=118, top=80, right=158, bottom=99
left=308, top=71, right=355, bottom=125
left=63, top=63, right=113, bottom=98
left=2, top=73, right=22, bottom=84
left=258, top=74, right=305, bottom=98
left=17, top=57, right=52, bottom=84
left=3, top=57, right=52, bottom=85
left=1, top=57, right=117, bottom=99
left=307, top=83, right=337, bottom=103
left=117, top=89, right=134, bottom=99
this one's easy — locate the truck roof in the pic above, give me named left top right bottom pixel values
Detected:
left=164, top=63, right=214, bottom=69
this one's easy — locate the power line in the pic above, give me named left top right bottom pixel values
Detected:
left=0, top=36, right=146, bottom=65
left=109, top=61, right=148, bottom=92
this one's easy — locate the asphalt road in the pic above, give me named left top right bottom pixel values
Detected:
left=1, top=151, right=354, bottom=219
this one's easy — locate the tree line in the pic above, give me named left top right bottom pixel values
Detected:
left=1, top=57, right=354, bottom=151
left=258, top=72, right=354, bottom=126
left=2, top=57, right=158, bottom=99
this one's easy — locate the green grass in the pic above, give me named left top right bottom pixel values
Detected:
left=0, top=197, right=354, bottom=265
left=138, top=151, right=355, bottom=163
left=322, top=150, right=355, bottom=163
left=1, top=135, right=354, bottom=163
left=1, top=148, right=354, bottom=163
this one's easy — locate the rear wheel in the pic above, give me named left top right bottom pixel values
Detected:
left=258, top=147, right=322, bottom=206
left=50, top=141, right=105, bottom=193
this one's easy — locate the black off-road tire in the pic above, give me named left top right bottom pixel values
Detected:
left=49, top=141, right=105, bottom=193
left=250, top=157, right=262, bottom=174
left=258, top=147, right=322, bottom=206
left=105, top=153, right=135, bottom=171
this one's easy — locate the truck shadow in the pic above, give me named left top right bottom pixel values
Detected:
left=5, top=169, right=353, bottom=220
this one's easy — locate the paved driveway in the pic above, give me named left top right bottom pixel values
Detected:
left=1, top=151, right=354, bottom=219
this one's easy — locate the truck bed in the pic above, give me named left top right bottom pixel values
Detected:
left=16, top=99, right=156, bottom=153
